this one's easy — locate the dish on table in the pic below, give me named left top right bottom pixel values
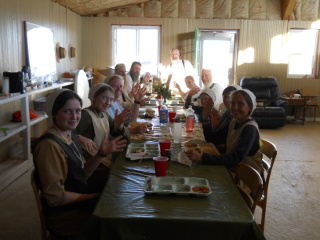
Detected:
left=126, top=142, right=160, bottom=160
left=184, top=141, right=220, bottom=155
left=144, top=177, right=212, bottom=196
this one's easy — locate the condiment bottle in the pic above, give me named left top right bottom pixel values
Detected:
left=159, top=104, right=168, bottom=126
left=186, top=105, right=195, bottom=132
left=290, top=90, right=294, bottom=99
left=2, top=77, right=9, bottom=96
left=173, top=116, right=182, bottom=143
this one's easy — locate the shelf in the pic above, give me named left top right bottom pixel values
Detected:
left=0, top=122, right=26, bottom=142
left=0, top=82, right=73, bottom=105
left=0, top=157, right=33, bottom=192
left=30, top=111, right=48, bottom=126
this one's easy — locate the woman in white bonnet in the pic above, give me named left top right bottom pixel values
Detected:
left=186, top=88, right=216, bottom=123
left=75, top=83, right=131, bottom=169
left=202, top=85, right=242, bottom=152
left=33, top=89, right=126, bottom=238
left=186, top=89, right=264, bottom=175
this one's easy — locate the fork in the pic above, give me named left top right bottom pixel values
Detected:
left=137, top=152, right=150, bottom=164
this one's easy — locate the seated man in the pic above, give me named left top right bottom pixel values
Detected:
left=126, top=61, right=151, bottom=99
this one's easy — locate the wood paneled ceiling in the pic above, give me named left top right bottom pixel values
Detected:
left=52, top=0, right=296, bottom=20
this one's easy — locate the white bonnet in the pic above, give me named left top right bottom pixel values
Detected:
left=231, top=85, right=242, bottom=90
left=45, top=88, right=71, bottom=118
left=88, top=83, right=110, bottom=102
left=232, top=89, right=257, bottom=115
left=201, top=89, right=216, bottom=102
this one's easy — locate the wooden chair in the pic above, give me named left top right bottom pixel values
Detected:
left=235, top=162, right=263, bottom=213
left=257, top=139, right=277, bottom=232
left=31, top=169, right=48, bottom=240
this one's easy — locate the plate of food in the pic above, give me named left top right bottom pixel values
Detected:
left=126, top=142, right=160, bottom=160
left=144, top=177, right=212, bottom=196
left=184, top=141, right=220, bottom=155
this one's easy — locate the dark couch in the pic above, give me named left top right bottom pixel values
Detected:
left=240, top=77, right=287, bottom=129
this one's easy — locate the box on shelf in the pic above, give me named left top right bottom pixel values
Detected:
left=33, top=97, right=46, bottom=111
left=300, top=88, right=319, bottom=105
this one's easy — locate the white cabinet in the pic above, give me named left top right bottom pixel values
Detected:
left=0, top=82, right=72, bottom=192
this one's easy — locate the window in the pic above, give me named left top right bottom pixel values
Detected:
left=195, top=29, right=238, bottom=88
left=287, top=29, right=318, bottom=78
left=112, top=25, right=160, bottom=75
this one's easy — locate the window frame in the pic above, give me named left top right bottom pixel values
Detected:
left=111, top=25, right=161, bottom=76
left=287, top=28, right=320, bottom=79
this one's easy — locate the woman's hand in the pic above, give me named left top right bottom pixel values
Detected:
left=77, top=135, right=98, bottom=155
left=99, top=135, right=127, bottom=156
left=188, top=86, right=201, bottom=96
left=210, top=108, right=222, bottom=129
left=114, top=108, right=132, bottom=129
left=173, top=81, right=181, bottom=90
left=132, top=83, right=147, bottom=102
left=202, top=99, right=214, bottom=121
left=185, top=149, right=202, bottom=162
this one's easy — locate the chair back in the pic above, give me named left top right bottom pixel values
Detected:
left=235, top=162, right=263, bottom=213
left=260, top=139, right=277, bottom=195
left=30, top=169, right=48, bottom=240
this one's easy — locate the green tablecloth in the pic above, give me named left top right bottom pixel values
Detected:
left=79, top=148, right=265, bottom=240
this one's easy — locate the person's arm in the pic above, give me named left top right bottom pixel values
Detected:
left=201, top=125, right=260, bottom=168
left=202, top=121, right=229, bottom=145
left=74, top=110, right=97, bottom=155
left=108, top=114, right=130, bottom=141
left=83, top=135, right=127, bottom=177
left=131, top=83, right=147, bottom=122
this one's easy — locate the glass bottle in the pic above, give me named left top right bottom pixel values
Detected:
left=186, top=105, right=195, bottom=132
left=173, top=116, right=182, bottom=143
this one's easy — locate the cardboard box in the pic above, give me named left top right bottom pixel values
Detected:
left=300, top=88, right=319, bottom=105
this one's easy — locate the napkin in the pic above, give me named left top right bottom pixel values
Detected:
left=172, top=151, right=192, bottom=166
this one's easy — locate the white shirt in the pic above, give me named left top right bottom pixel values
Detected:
left=164, top=59, right=196, bottom=93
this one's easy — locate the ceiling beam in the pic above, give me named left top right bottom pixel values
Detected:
left=98, top=0, right=148, bottom=9
left=282, top=0, right=296, bottom=20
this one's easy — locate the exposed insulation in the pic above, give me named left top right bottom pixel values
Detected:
left=179, top=0, right=196, bottom=18
left=116, top=9, right=128, bottom=17
left=267, top=0, right=281, bottom=20
left=290, top=0, right=302, bottom=20
left=214, top=0, right=232, bottom=19
left=161, top=0, right=179, bottom=18
left=249, top=0, right=267, bottom=20
left=196, top=0, right=214, bottom=19
left=232, top=0, right=249, bottom=19
left=301, top=0, right=319, bottom=21
left=127, top=5, right=143, bottom=17
left=144, top=1, right=161, bottom=18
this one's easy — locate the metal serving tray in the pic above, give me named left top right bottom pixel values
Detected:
left=144, top=177, right=212, bottom=196
left=126, top=142, right=160, bottom=160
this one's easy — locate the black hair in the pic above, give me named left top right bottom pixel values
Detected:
left=52, top=91, right=82, bottom=117
left=223, top=86, right=238, bottom=96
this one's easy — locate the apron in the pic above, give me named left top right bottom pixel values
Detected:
left=84, top=109, right=113, bottom=168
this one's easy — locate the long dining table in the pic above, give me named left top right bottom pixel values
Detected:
left=79, top=106, right=265, bottom=240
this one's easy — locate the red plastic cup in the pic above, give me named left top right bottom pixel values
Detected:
left=168, top=111, right=177, bottom=123
left=153, top=157, right=169, bottom=176
left=159, top=140, right=171, bottom=156
left=157, top=105, right=162, bottom=115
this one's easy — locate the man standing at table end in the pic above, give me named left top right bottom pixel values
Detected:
left=160, top=48, right=197, bottom=95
